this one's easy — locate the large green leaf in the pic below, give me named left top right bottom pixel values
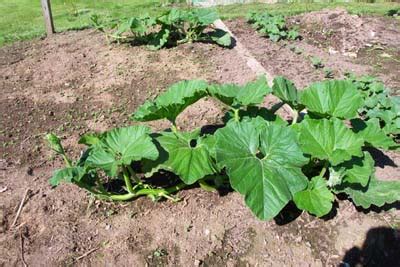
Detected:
left=329, top=151, right=374, bottom=187
left=208, top=77, right=271, bottom=107
left=272, top=76, right=303, bottom=110
left=143, top=131, right=216, bottom=184
left=86, top=126, right=158, bottom=177
left=294, top=118, right=364, bottom=165
left=133, top=80, right=208, bottom=122
left=336, top=176, right=400, bottom=209
left=293, top=176, right=334, bottom=217
left=300, top=80, right=364, bottom=119
left=351, top=118, right=396, bottom=149
left=215, top=120, right=308, bottom=220
left=190, top=9, right=219, bottom=25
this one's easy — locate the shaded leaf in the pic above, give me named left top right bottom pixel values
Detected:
left=272, top=76, right=303, bottom=110
left=49, top=167, right=85, bottom=186
left=351, top=118, right=396, bottom=149
left=329, top=152, right=374, bottom=187
left=336, top=176, right=400, bottom=209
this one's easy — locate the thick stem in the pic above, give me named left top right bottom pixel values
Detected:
left=122, top=167, right=135, bottom=194
left=62, top=154, right=72, bottom=168
left=171, top=121, right=178, bottom=134
left=319, top=161, right=329, bottom=178
left=291, top=109, right=299, bottom=125
left=233, top=109, right=240, bottom=122
left=110, top=182, right=187, bottom=202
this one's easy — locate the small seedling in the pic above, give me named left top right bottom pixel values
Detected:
left=323, top=68, right=334, bottom=79
left=311, top=56, right=324, bottom=69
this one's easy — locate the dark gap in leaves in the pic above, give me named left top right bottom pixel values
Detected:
left=256, top=150, right=264, bottom=159
left=103, top=179, right=126, bottom=194
left=189, top=139, right=197, bottom=148
left=200, top=124, right=225, bottom=135
left=145, top=170, right=182, bottom=188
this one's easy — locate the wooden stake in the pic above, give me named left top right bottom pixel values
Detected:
left=41, top=0, right=55, bottom=35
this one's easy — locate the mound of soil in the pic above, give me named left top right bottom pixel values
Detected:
left=293, top=8, right=400, bottom=54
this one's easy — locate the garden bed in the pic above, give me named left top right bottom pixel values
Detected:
left=0, top=9, right=399, bottom=266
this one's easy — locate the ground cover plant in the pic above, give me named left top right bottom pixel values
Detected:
left=91, top=8, right=231, bottom=49
left=48, top=76, right=400, bottom=221
left=246, top=12, right=300, bottom=42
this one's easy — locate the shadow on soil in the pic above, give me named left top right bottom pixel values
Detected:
left=366, top=147, right=398, bottom=168
left=340, top=227, right=400, bottom=267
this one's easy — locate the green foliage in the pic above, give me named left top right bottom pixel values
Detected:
left=144, top=130, right=217, bottom=185
left=95, top=8, right=232, bottom=49
left=215, top=120, right=308, bottom=220
left=310, top=56, right=324, bottom=69
left=299, top=80, right=364, bottom=119
left=247, top=12, right=300, bottom=42
left=48, top=76, right=400, bottom=221
left=346, top=73, right=399, bottom=143
left=293, top=176, right=334, bottom=217
left=85, top=126, right=159, bottom=177
left=294, top=118, right=364, bottom=165
left=133, top=80, right=208, bottom=123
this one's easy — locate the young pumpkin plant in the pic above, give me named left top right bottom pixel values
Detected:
left=48, top=76, right=400, bottom=221
left=94, top=8, right=232, bottom=49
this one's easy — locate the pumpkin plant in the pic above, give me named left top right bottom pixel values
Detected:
left=48, top=76, right=400, bottom=221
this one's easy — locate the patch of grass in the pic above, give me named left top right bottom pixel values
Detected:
left=0, top=0, right=399, bottom=46
left=0, top=0, right=166, bottom=46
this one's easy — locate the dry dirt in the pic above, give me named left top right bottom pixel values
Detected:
left=1, top=9, right=399, bottom=267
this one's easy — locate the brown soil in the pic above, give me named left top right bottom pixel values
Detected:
left=1, top=10, right=399, bottom=267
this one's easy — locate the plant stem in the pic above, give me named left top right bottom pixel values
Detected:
left=122, top=167, right=135, bottom=194
left=104, top=182, right=188, bottom=202
left=171, top=121, right=178, bottom=133
left=233, top=109, right=240, bottom=122
left=127, top=165, right=142, bottom=184
left=291, top=109, right=299, bottom=125
left=319, top=161, right=329, bottom=178
left=62, top=154, right=72, bottom=168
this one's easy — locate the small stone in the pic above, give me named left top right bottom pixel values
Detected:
left=194, top=259, right=202, bottom=266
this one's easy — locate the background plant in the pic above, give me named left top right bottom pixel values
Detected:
left=91, top=8, right=232, bottom=49
left=247, top=12, right=300, bottom=42
left=48, top=75, right=400, bottom=221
